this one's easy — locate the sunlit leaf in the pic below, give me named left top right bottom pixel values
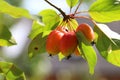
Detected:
left=94, top=23, right=120, bottom=67
left=76, top=31, right=97, bottom=74
left=66, top=0, right=79, bottom=8
left=107, top=50, right=120, bottom=67
left=39, top=9, right=60, bottom=28
left=95, top=24, right=120, bottom=40
left=29, top=9, right=60, bottom=39
left=0, top=26, right=16, bottom=46
left=28, top=20, right=45, bottom=39
left=28, top=9, right=60, bottom=58
left=28, top=33, right=47, bottom=58
left=0, top=61, right=26, bottom=80
left=89, top=0, right=120, bottom=23
left=0, top=0, right=31, bottom=18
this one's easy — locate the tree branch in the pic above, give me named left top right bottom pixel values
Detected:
left=45, top=0, right=67, bottom=18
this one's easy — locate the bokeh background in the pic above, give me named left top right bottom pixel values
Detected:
left=0, top=0, right=120, bottom=80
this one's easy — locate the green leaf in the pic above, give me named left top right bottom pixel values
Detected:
left=112, top=39, right=120, bottom=48
left=0, top=0, right=31, bottom=18
left=29, top=9, right=60, bottom=58
left=66, top=0, right=79, bottom=8
left=89, top=0, right=120, bottom=23
left=39, top=9, right=60, bottom=28
left=28, top=20, right=45, bottom=39
left=0, top=73, right=6, bottom=80
left=0, top=61, right=26, bottom=80
left=107, top=50, right=120, bottom=67
left=0, top=26, right=16, bottom=46
left=76, top=32, right=97, bottom=75
left=28, top=33, right=47, bottom=58
left=94, top=23, right=120, bottom=67
left=29, top=9, right=60, bottom=39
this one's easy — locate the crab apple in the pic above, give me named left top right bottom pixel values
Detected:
left=46, top=30, right=64, bottom=56
left=76, top=23, right=95, bottom=42
left=60, top=31, right=78, bottom=57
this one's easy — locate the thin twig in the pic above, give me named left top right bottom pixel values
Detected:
left=45, top=0, right=66, bottom=18
left=74, top=0, right=83, bottom=15
left=75, top=10, right=88, bottom=14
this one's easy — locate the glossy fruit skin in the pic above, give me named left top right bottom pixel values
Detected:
left=76, top=23, right=95, bottom=42
left=60, top=31, right=78, bottom=57
left=46, top=30, right=64, bottom=55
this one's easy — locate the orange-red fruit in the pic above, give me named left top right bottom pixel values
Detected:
left=76, top=23, right=95, bottom=42
left=46, top=30, right=64, bottom=55
left=60, top=31, right=78, bottom=57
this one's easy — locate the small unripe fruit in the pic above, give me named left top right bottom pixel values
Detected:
left=46, top=30, right=64, bottom=55
left=60, top=31, right=78, bottom=57
left=76, top=23, right=95, bottom=42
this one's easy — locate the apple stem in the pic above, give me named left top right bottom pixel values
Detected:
left=73, top=16, right=97, bottom=25
left=45, top=0, right=67, bottom=19
left=73, top=0, right=83, bottom=15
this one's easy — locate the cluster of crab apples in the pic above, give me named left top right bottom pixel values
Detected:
left=46, top=23, right=95, bottom=58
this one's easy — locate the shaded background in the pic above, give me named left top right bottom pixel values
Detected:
left=0, top=0, right=120, bottom=80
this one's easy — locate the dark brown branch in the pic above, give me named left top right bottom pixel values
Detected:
left=45, top=0, right=67, bottom=18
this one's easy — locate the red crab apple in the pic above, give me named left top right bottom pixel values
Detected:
left=60, top=31, right=78, bottom=57
left=46, top=27, right=68, bottom=56
left=76, top=23, right=95, bottom=42
left=46, top=30, right=64, bottom=56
